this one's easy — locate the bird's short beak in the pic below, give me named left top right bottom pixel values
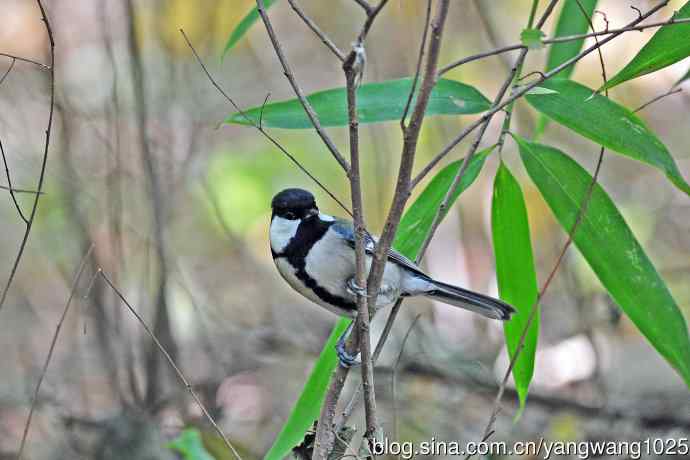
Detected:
left=307, top=208, right=319, bottom=219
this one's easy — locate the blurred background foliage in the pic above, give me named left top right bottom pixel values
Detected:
left=0, top=0, right=689, bottom=459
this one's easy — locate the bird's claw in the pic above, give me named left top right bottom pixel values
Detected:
left=346, top=278, right=370, bottom=298
left=336, top=339, right=360, bottom=368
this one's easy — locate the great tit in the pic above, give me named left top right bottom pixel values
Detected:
left=269, top=188, right=514, bottom=366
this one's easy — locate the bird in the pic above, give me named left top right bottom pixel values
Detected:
left=269, top=188, right=515, bottom=366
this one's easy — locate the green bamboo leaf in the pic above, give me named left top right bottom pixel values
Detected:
left=394, top=147, right=493, bottom=259
left=526, top=79, right=690, bottom=196
left=168, top=429, right=216, bottom=460
left=546, top=0, right=598, bottom=78
left=226, top=78, right=491, bottom=129
left=222, top=0, right=278, bottom=58
left=264, top=319, right=350, bottom=460
left=603, top=1, right=690, bottom=90
left=491, top=163, right=539, bottom=414
left=265, top=148, right=492, bottom=459
left=516, top=136, right=690, bottom=389
left=537, top=0, right=598, bottom=136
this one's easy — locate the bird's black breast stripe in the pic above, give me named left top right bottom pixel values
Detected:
left=272, top=218, right=357, bottom=312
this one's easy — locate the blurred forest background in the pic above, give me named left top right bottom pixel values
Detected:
left=1, top=0, right=689, bottom=458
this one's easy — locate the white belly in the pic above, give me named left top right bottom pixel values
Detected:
left=273, top=229, right=406, bottom=317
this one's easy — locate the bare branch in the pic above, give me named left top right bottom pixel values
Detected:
left=352, top=0, right=373, bottom=14
left=0, top=57, right=16, bottom=86
left=635, top=87, right=683, bottom=112
left=287, top=0, right=345, bottom=61
left=401, top=0, right=433, bottom=131
left=0, top=136, right=28, bottom=223
left=496, top=0, right=559, bottom=155
left=17, top=245, right=94, bottom=460
left=344, top=46, right=378, bottom=451
left=438, top=13, right=690, bottom=76
left=0, top=0, right=55, bottom=312
left=355, top=0, right=390, bottom=45
left=255, top=0, right=351, bottom=173
left=392, top=314, right=421, bottom=443
left=100, top=270, right=243, bottom=460
left=413, top=0, right=670, bottom=188
left=0, top=52, right=50, bottom=70
left=180, top=29, right=352, bottom=217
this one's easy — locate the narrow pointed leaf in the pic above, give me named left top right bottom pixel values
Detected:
left=516, top=136, right=690, bottom=389
left=537, top=0, right=598, bottom=136
left=526, top=79, right=690, bottom=196
left=394, top=147, right=493, bottom=259
left=226, top=78, right=491, bottom=129
left=265, top=149, right=492, bottom=459
left=603, top=2, right=690, bottom=90
left=222, top=0, right=278, bottom=58
left=546, top=0, right=598, bottom=79
left=491, top=163, right=539, bottom=413
left=264, top=318, right=350, bottom=460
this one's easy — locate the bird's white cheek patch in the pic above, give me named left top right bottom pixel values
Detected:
left=270, top=217, right=300, bottom=252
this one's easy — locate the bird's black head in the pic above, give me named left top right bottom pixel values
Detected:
left=271, top=188, right=318, bottom=221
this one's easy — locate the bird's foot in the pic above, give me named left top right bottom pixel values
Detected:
left=336, top=340, right=360, bottom=368
left=346, top=278, right=370, bottom=298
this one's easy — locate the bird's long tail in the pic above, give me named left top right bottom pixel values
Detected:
left=422, top=279, right=515, bottom=320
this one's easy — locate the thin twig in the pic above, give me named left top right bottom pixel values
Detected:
left=0, top=52, right=50, bottom=70
left=0, top=137, right=29, bottom=223
left=472, top=0, right=513, bottom=70
left=17, top=245, right=94, bottom=460
left=438, top=14, right=690, bottom=76
left=0, top=0, right=55, bottom=312
left=400, top=0, right=433, bottom=131
left=352, top=0, right=373, bottom=14
left=99, top=270, right=243, bottom=460
left=287, top=0, right=345, bottom=61
left=255, top=0, right=350, bottom=173
left=495, top=0, right=557, bottom=156
left=0, top=185, right=43, bottom=194
left=355, top=0, right=390, bottom=45
left=634, top=87, right=683, bottom=112
left=413, top=0, right=670, bottom=188
left=391, top=314, right=421, bottom=445
left=0, top=57, right=16, bottom=86
left=180, top=29, right=353, bottom=217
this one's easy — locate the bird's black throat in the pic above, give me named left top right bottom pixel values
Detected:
left=272, top=216, right=357, bottom=312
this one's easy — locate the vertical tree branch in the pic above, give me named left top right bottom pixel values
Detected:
left=313, top=2, right=451, bottom=458
left=256, top=0, right=351, bottom=174
left=344, top=49, right=378, bottom=447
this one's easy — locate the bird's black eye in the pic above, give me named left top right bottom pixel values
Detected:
left=284, top=211, right=297, bottom=220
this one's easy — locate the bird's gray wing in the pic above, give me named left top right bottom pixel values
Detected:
left=331, top=218, right=427, bottom=277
